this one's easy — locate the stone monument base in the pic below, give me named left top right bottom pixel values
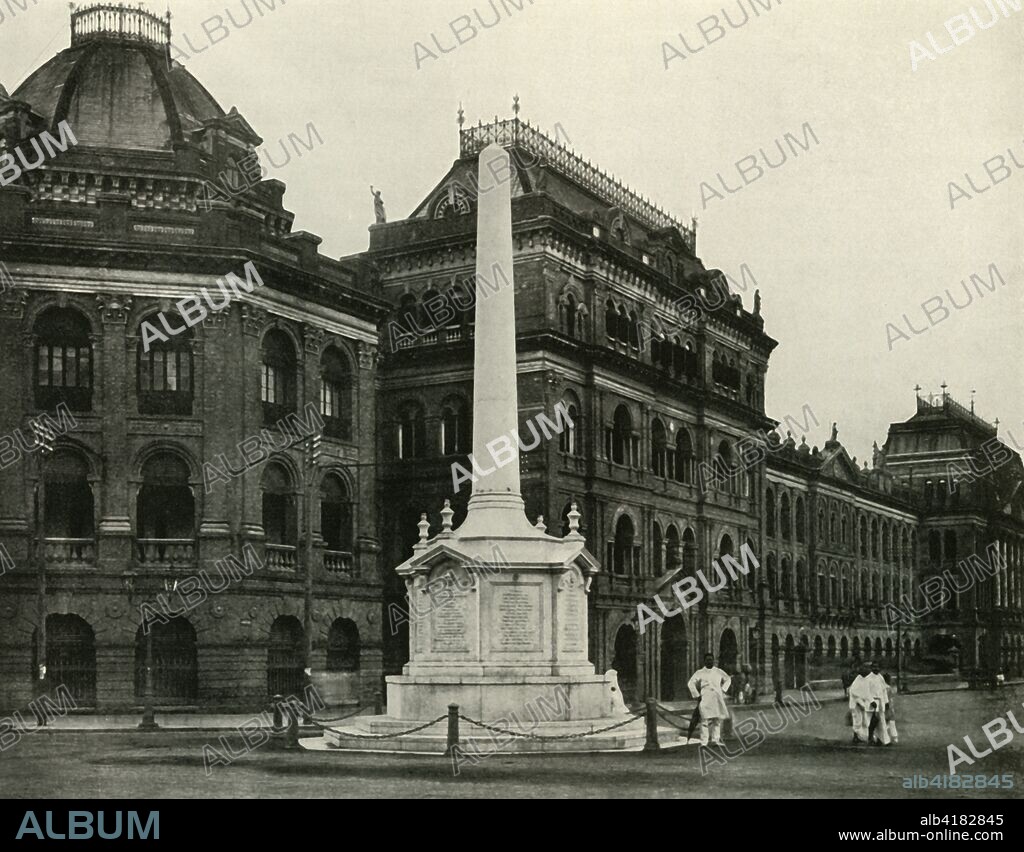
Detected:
left=386, top=671, right=623, bottom=721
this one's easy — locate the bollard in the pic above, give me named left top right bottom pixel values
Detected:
left=444, top=703, right=459, bottom=756
left=285, top=702, right=300, bottom=750
left=374, top=690, right=383, bottom=716
left=270, top=694, right=285, bottom=747
left=643, top=698, right=659, bottom=752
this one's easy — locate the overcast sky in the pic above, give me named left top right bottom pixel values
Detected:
left=3, top=0, right=1021, bottom=463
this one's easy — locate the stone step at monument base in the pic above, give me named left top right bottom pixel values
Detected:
left=313, top=715, right=689, bottom=754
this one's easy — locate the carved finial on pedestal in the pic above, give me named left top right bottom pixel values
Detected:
left=567, top=502, right=582, bottom=538
left=513, top=94, right=520, bottom=116
left=535, top=515, right=546, bottom=533
left=457, top=102, right=465, bottom=129
left=440, top=499, right=454, bottom=533
left=414, top=513, right=430, bottom=550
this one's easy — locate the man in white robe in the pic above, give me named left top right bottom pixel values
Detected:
left=848, top=662, right=875, bottom=743
left=687, top=653, right=731, bottom=745
left=865, top=662, right=891, bottom=745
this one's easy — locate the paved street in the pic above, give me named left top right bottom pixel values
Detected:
left=1, top=687, right=1021, bottom=798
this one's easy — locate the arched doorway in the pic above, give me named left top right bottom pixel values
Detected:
left=135, top=617, right=198, bottom=705
left=268, top=616, right=305, bottom=697
left=34, top=614, right=96, bottom=707
left=659, top=616, right=687, bottom=700
left=612, top=624, right=638, bottom=705
left=718, top=627, right=738, bottom=674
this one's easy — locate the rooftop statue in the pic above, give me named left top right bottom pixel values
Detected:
left=371, top=185, right=386, bottom=224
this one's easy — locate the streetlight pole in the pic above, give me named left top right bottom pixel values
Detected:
left=757, top=580, right=767, bottom=699
left=302, top=430, right=321, bottom=720
left=31, top=417, right=56, bottom=725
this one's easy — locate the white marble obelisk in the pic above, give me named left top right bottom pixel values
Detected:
left=460, top=143, right=534, bottom=537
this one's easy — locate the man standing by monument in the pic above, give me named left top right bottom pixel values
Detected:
left=687, top=653, right=732, bottom=746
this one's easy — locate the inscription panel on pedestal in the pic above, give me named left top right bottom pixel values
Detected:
left=493, top=584, right=541, bottom=652
left=557, top=568, right=586, bottom=653
left=426, top=564, right=476, bottom=657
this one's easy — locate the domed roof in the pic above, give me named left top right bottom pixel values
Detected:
left=12, top=6, right=227, bottom=151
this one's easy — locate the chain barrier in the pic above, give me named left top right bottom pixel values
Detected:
left=655, top=710, right=692, bottom=733
left=323, top=715, right=448, bottom=739
left=457, top=712, right=643, bottom=741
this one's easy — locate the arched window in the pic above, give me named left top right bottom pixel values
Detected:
left=796, top=559, right=808, bottom=601
left=612, top=514, right=637, bottom=576
left=559, top=392, right=581, bottom=456
left=780, top=557, right=792, bottom=599
left=320, top=346, right=352, bottom=440
left=675, top=428, right=694, bottom=484
left=397, top=401, right=426, bottom=459
left=137, top=313, right=192, bottom=415
left=326, top=618, right=360, bottom=672
left=439, top=396, right=469, bottom=456
left=714, top=440, right=735, bottom=493
left=261, top=330, right=296, bottom=420
left=267, top=615, right=305, bottom=696
left=860, top=516, right=868, bottom=557
left=795, top=497, right=806, bottom=543
left=829, top=511, right=838, bottom=542
left=813, top=635, right=824, bottom=660
left=665, top=525, right=681, bottom=573
left=765, top=488, right=776, bottom=537
left=137, top=453, right=194, bottom=566
left=652, top=521, right=663, bottom=574
left=766, top=554, right=777, bottom=603
left=651, top=418, right=668, bottom=477
left=684, top=528, right=700, bottom=577
left=841, top=636, right=849, bottom=659
left=882, top=522, right=891, bottom=561
left=780, top=493, right=791, bottom=541
left=871, top=519, right=879, bottom=560
left=561, top=293, right=578, bottom=338
left=841, top=513, right=849, bottom=547
left=827, top=636, right=836, bottom=658
left=35, top=614, right=96, bottom=707
left=616, top=305, right=630, bottom=344
left=43, top=450, right=94, bottom=564
left=628, top=311, right=641, bottom=350
left=604, top=299, right=616, bottom=340
left=34, top=307, right=93, bottom=410
left=262, top=463, right=297, bottom=558
left=320, top=473, right=352, bottom=572
left=609, top=405, right=633, bottom=466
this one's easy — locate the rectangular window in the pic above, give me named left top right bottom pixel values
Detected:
left=166, top=352, right=178, bottom=392
left=51, top=348, right=63, bottom=387
left=262, top=364, right=278, bottom=404
left=180, top=355, right=191, bottom=392
left=139, top=355, right=152, bottom=391
left=321, top=379, right=340, bottom=419
left=153, top=351, right=165, bottom=391
left=65, top=346, right=77, bottom=386
left=38, top=348, right=48, bottom=385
